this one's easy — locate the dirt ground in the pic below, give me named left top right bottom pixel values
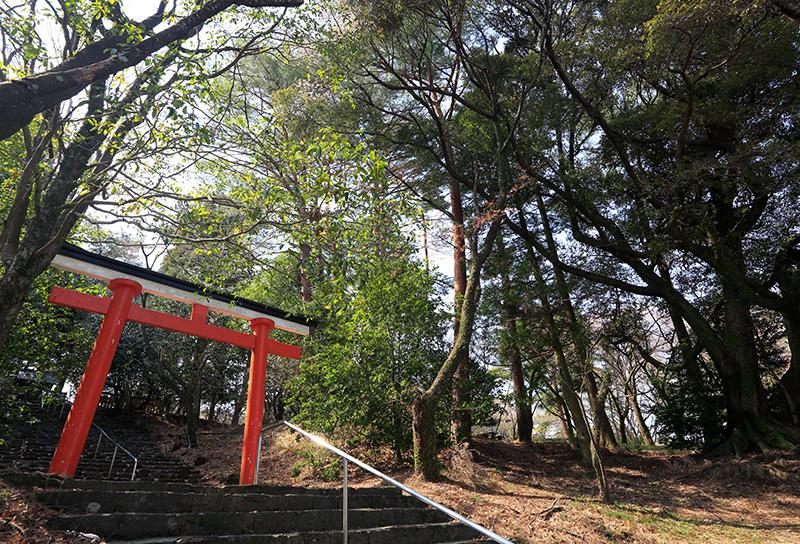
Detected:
left=153, top=420, right=800, bottom=544
left=0, top=480, right=81, bottom=544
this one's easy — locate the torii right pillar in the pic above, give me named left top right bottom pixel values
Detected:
left=239, top=318, right=275, bottom=485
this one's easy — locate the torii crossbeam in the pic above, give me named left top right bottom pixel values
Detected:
left=46, top=243, right=313, bottom=485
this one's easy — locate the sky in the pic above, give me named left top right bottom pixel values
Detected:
left=123, top=1, right=162, bottom=21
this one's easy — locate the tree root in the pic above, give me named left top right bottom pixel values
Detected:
left=709, top=418, right=800, bottom=456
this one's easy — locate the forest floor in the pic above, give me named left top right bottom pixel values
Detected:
left=0, top=480, right=77, bottom=544
left=153, top=420, right=800, bottom=544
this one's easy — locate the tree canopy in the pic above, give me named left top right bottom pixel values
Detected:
left=1, top=0, right=799, bottom=500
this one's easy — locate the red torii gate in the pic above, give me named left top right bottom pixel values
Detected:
left=46, top=244, right=312, bottom=485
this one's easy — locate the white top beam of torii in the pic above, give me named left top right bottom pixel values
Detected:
left=51, top=243, right=313, bottom=336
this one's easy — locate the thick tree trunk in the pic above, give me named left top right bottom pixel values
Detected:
left=412, top=393, right=438, bottom=480
left=709, top=281, right=799, bottom=453
left=779, top=309, right=800, bottom=424
left=777, top=267, right=800, bottom=423
left=720, top=284, right=766, bottom=418
left=651, top=254, right=797, bottom=452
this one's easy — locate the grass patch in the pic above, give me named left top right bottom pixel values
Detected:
left=594, top=503, right=774, bottom=544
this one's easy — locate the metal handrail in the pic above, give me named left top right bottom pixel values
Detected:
left=91, top=423, right=139, bottom=481
left=42, top=395, right=139, bottom=481
left=271, top=420, right=514, bottom=544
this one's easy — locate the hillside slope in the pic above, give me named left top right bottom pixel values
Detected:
left=151, top=420, right=800, bottom=544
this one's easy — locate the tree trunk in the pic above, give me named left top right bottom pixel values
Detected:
left=715, top=283, right=769, bottom=452
left=186, top=397, right=200, bottom=448
left=779, top=309, right=800, bottom=424
left=509, top=344, right=533, bottom=442
left=298, top=241, right=313, bottom=303
left=0, top=79, right=108, bottom=353
left=708, top=280, right=799, bottom=453
left=0, top=0, right=303, bottom=142
left=777, top=268, right=800, bottom=424
left=412, top=393, right=438, bottom=480
left=412, top=219, right=501, bottom=480
left=186, top=340, right=208, bottom=447
left=208, top=395, right=218, bottom=424
left=231, top=370, right=248, bottom=425
left=585, top=372, right=620, bottom=451
left=272, top=388, right=285, bottom=421
left=526, top=240, right=592, bottom=464
left=626, top=383, right=654, bottom=446
left=497, top=235, right=532, bottom=442
left=612, top=393, right=629, bottom=444
left=556, top=394, right=575, bottom=442
left=0, top=229, right=80, bottom=353
left=536, top=196, right=618, bottom=451
left=449, top=175, right=471, bottom=444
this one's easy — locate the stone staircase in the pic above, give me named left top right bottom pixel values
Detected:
left=0, top=400, right=201, bottom=483
left=0, top=398, right=506, bottom=542
left=3, top=473, right=494, bottom=543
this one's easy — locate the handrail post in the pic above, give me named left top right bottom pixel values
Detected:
left=343, top=458, right=348, bottom=544
left=108, top=445, right=118, bottom=479
left=131, top=459, right=138, bottom=481
left=94, top=433, right=102, bottom=459
left=254, top=432, right=262, bottom=485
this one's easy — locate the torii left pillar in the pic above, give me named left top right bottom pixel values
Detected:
left=49, top=278, right=141, bottom=477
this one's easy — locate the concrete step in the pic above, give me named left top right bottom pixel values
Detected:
left=3, top=472, right=400, bottom=496
left=39, top=489, right=419, bottom=514
left=0, top=461, right=196, bottom=482
left=48, top=508, right=451, bottom=539
left=93, top=521, right=485, bottom=543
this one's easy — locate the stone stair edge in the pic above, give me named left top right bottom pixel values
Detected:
left=106, top=521, right=490, bottom=544
left=1, top=471, right=402, bottom=495
left=107, top=521, right=492, bottom=544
